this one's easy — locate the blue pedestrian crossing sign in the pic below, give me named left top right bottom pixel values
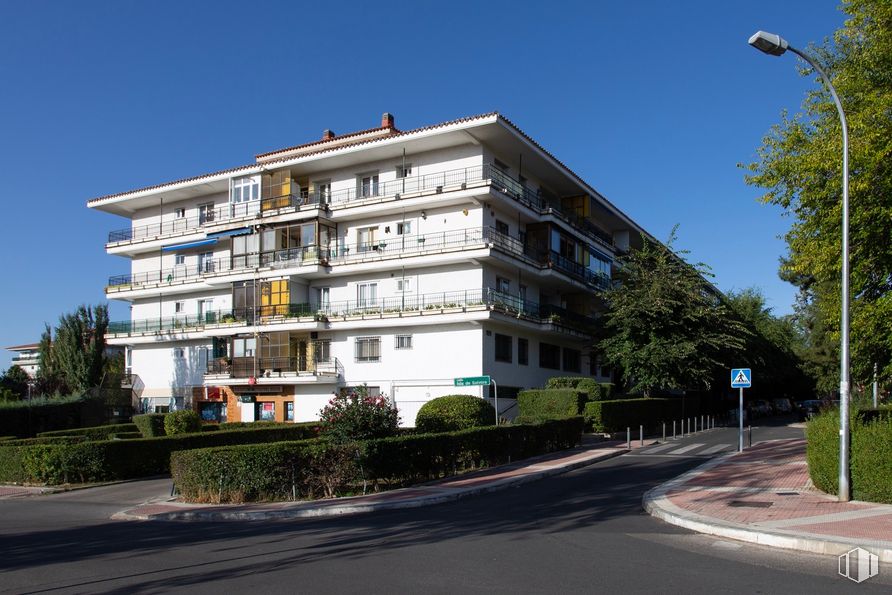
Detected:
left=731, top=368, right=752, bottom=388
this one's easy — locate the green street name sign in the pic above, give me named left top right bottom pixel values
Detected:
left=454, top=375, right=491, bottom=387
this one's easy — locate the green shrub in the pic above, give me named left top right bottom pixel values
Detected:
left=319, top=387, right=400, bottom=443
left=218, top=421, right=296, bottom=430
left=171, top=417, right=584, bottom=503
left=584, top=398, right=682, bottom=433
left=576, top=379, right=614, bottom=401
left=109, top=432, right=143, bottom=439
left=545, top=377, right=583, bottom=389
left=517, top=389, right=586, bottom=419
left=0, top=436, right=18, bottom=442
left=1, top=436, right=86, bottom=446
left=164, top=410, right=201, bottom=435
left=807, top=409, right=892, bottom=503
left=133, top=414, right=167, bottom=438
left=38, top=423, right=138, bottom=441
left=0, top=445, right=28, bottom=483
left=415, top=395, right=495, bottom=433
left=200, top=424, right=220, bottom=432
left=0, top=422, right=321, bottom=484
left=0, top=394, right=105, bottom=438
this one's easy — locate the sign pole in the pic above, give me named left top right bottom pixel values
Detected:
left=738, top=387, right=744, bottom=453
left=491, top=378, right=499, bottom=426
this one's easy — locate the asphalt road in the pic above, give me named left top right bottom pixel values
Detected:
left=1, top=420, right=888, bottom=594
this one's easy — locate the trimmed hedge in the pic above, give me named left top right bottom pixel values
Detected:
left=585, top=398, right=677, bottom=433
left=415, top=395, right=496, bottom=433
left=164, top=411, right=201, bottom=435
left=0, top=396, right=106, bottom=438
left=807, top=409, right=892, bottom=503
left=110, top=432, right=143, bottom=440
left=544, top=377, right=614, bottom=401
left=0, top=422, right=321, bottom=485
left=171, top=417, right=585, bottom=503
left=133, top=414, right=167, bottom=438
left=517, top=389, right=587, bottom=420
left=39, top=423, right=139, bottom=441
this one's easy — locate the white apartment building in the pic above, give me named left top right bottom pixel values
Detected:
left=5, top=343, right=40, bottom=378
left=88, top=112, right=646, bottom=425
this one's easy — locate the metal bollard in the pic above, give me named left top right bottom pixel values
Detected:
left=640, top=424, right=644, bottom=447
left=673, top=420, right=676, bottom=439
left=627, top=427, right=631, bottom=449
left=663, top=422, right=666, bottom=442
left=748, top=425, right=752, bottom=447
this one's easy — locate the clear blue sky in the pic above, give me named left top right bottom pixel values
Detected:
left=0, top=0, right=847, bottom=370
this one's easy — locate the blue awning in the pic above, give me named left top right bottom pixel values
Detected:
left=207, top=227, right=252, bottom=240
left=161, top=238, right=218, bottom=252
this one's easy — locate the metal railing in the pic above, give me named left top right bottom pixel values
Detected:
left=105, top=164, right=615, bottom=249
left=106, top=226, right=609, bottom=292
left=207, top=354, right=341, bottom=378
left=107, top=287, right=600, bottom=336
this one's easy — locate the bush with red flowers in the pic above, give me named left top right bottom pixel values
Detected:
left=318, top=385, right=400, bottom=443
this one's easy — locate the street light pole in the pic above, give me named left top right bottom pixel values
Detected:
left=748, top=31, right=851, bottom=502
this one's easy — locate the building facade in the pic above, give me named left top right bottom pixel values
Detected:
left=89, top=112, right=645, bottom=425
left=5, top=343, right=40, bottom=378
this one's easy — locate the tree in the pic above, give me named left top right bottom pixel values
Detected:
left=36, top=323, right=66, bottom=396
left=0, top=365, right=30, bottom=400
left=743, top=0, right=892, bottom=388
left=42, top=305, right=109, bottom=394
left=598, top=229, right=747, bottom=396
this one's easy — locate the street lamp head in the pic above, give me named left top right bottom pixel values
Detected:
left=748, top=31, right=789, bottom=56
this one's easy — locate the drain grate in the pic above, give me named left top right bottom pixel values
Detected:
left=776, top=491, right=799, bottom=496
left=728, top=500, right=773, bottom=508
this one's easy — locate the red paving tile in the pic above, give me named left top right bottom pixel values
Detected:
left=793, top=513, right=892, bottom=541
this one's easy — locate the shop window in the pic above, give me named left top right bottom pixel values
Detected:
left=286, top=401, right=294, bottom=422
left=255, top=401, right=275, bottom=421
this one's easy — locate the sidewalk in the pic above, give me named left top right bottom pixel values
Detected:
left=113, top=436, right=656, bottom=522
left=644, top=438, right=892, bottom=562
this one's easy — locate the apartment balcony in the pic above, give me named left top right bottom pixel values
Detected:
left=205, top=355, right=342, bottom=383
left=104, top=164, right=615, bottom=252
left=105, top=226, right=609, bottom=296
left=107, top=288, right=598, bottom=339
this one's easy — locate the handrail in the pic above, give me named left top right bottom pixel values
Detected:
left=106, top=163, right=614, bottom=249
left=106, top=226, right=609, bottom=291
left=107, top=287, right=599, bottom=336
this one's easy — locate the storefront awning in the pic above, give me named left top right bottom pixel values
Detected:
left=207, top=227, right=253, bottom=239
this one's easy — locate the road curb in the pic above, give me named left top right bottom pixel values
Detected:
left=115, top=447, right=628, bottom=522
left=642, top=451, right=892, bottom=563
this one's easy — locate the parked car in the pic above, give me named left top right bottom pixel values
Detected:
left=797, top=399, right=824, bottom=420
left=772, top=398, right=793, bottom=414
left=748, top=400, right=771, bottom=418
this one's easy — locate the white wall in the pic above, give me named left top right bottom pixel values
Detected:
left=131, top=341, right=211, bottom=403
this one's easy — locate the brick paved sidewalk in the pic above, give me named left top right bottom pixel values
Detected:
left=115, top=437, right=657, bottom=522
left=644, top=438, right=892, bottom=562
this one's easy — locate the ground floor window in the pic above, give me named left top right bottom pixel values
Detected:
left=199, top=401, right=227, bottom=422
left=539, top=343, right=561, bottom=369
left=286, top=401, right=294, bottom=421
left=256, top=401, right=275, bottom=421
left=355, top=336, right=381, bottom=362
left=563, top=348, right=581, bottom=373
left=154, top=405, right=170, bottom=413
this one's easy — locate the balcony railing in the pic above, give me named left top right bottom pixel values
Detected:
left=207, top=355, right=341, bottom=378
left=105, top=164, right=615, bottom=249
left=107, top=287, right=599, bottom=337
left=106, top=226, right=609, bottom=293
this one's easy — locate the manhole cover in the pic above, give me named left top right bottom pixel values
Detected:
left=728, top=500, right=773, bottom=508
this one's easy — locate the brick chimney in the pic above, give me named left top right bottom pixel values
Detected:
left=322, top=129, right=336, bottom=140
left=381, top=112, right=395, bottom=128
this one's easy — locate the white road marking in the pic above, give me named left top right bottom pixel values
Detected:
left=699, top=444, right=732, bottom=455
left=643, top=442, right=678, bottom=453
left=666, top=443, right=705, bottom=455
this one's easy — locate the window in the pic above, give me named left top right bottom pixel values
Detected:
left=495, top=220, right=509, bottom=236
left=317, top=287, right=330, bottom=310
left=199, top=299, right=214, bottom=321
left=563, top=348, right=581, bottom=373
left=256, top=401, right=275, bottom=421
left=286, top=401, right=295, bottom=422
left=233, top=337, right=256, bottom=358
left=496, top=276, right=510, bottom=294
left=232, top=280, right=257, bottom=318
left=174, top=301, right=186, bottom=314
left=198, top=202, right=215, bottom=224
left=397, top=278, right=411, bottom=292
left=357, top=283, right=377, bottom=308
left=174, top=207, right=186, bottom=219
left=175, top=254, right=186, bottom=266
left=357, top=226, right=378, bottom=252
left=199, top=252, right=214, bottom=273
left=518, top=338, right=529, bottom=366
left=395, top=334, right=413, bottom=350
left=315, top=340, right=332, bottom=362
left=519, top=284, right=527, bottom=305
left=539, top=342, right=561, bottom=369
left=493, top=159, right=509, bottom=172
left=396, top=221, right=411, bottom=235
left=199, top=402, right=225, bottom=422
left=232, top=232, right=260, bottom=268
left=173, top=347, right=185, bottom=359
left=396, top=163, right=413, bottom=178
left=495, top=334, right=512, bottom=363
left=260, top=279, right=290, bottom=316
left=355, top=336, right=381, bottom=362
left=312, top=180, right=331, bottom=203
left=358, top=173, right=379, bottom=198
left=231, top=176, right=259, bottom=203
